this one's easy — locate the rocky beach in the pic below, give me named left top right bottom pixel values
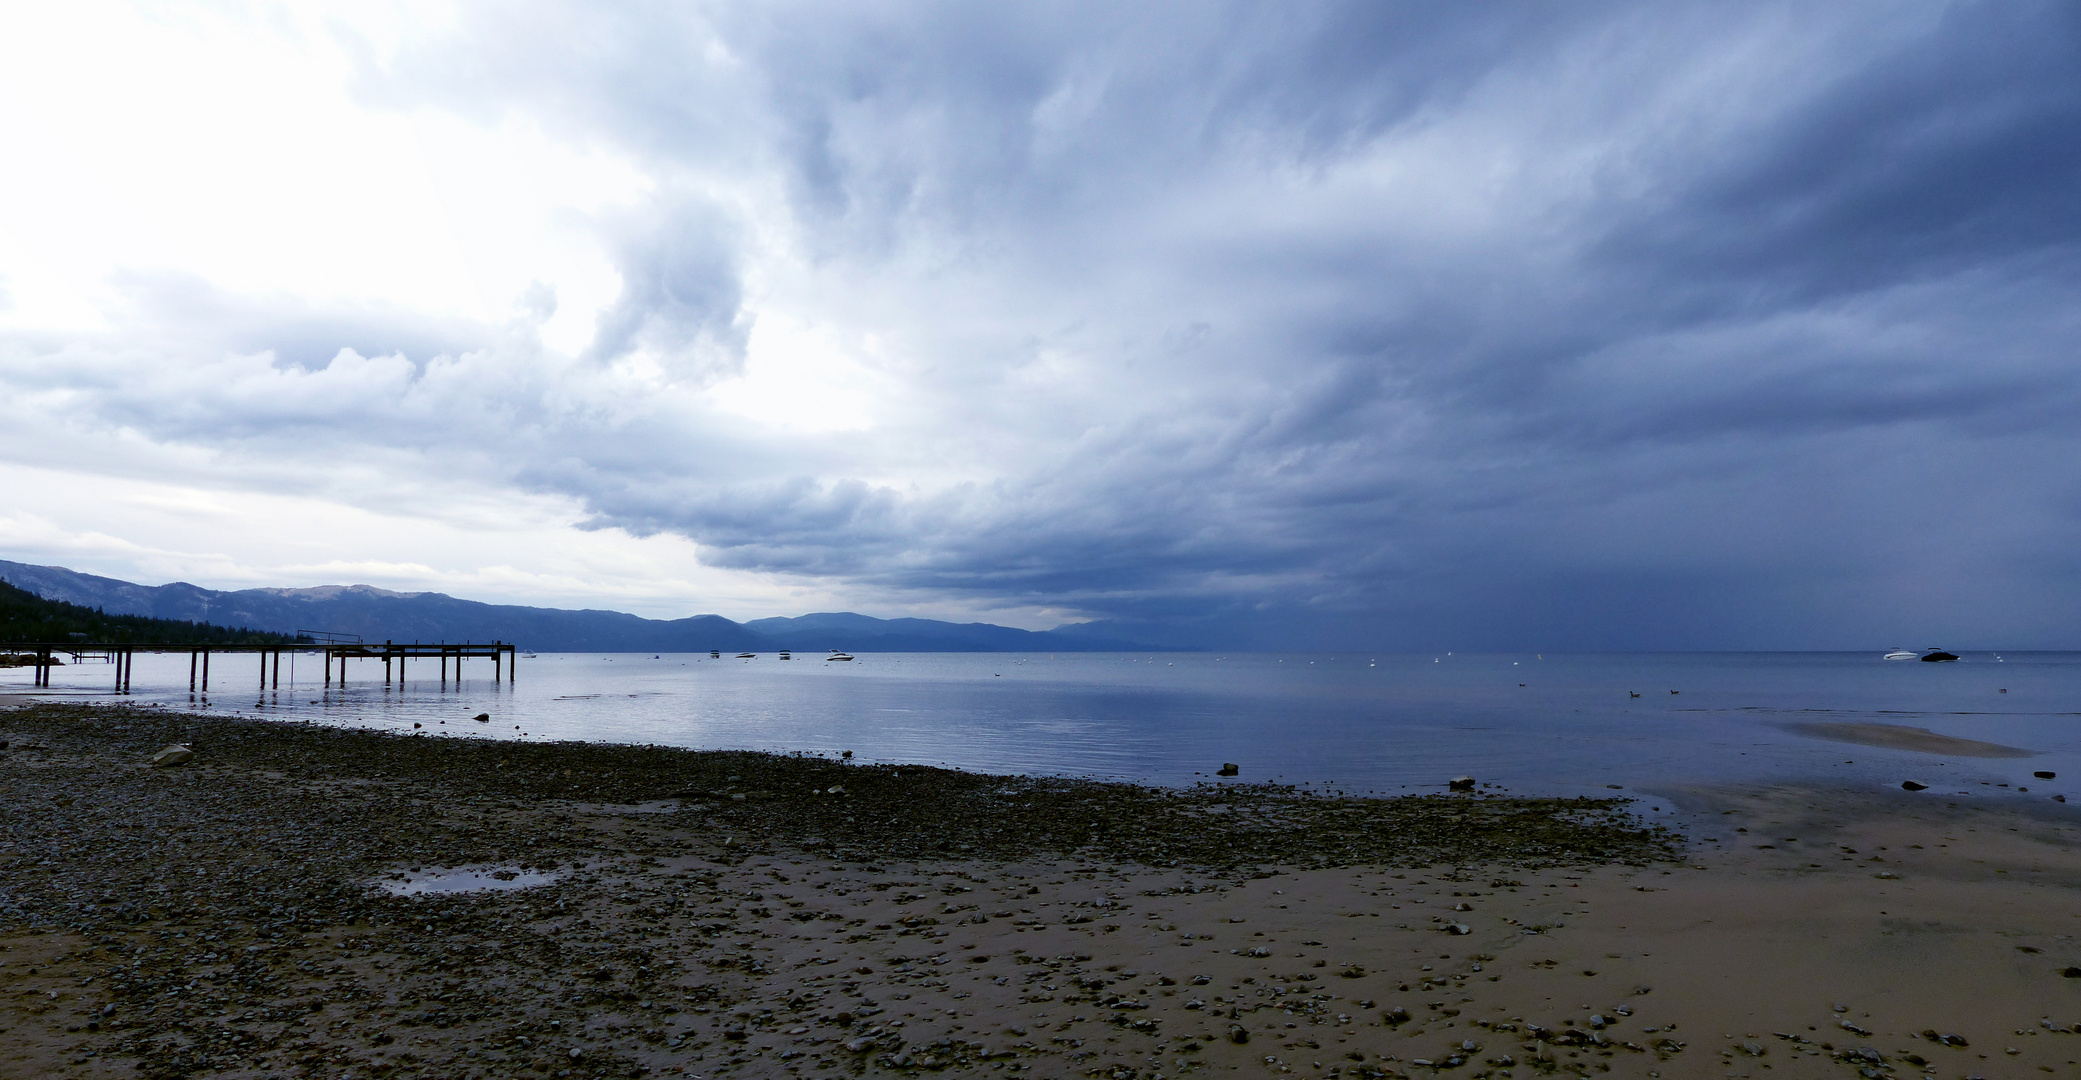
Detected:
left=5, top=699, right=2081, bottom=1080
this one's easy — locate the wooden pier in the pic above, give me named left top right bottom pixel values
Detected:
left=5, top=639, right=517, bottom=693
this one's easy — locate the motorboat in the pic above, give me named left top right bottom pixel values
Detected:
left=827, top=651, right=854, bottom=661
left=736, top=653, right=757, bottom=659
left=1883, top=649, right=1918, bottom=660
left=1920, top=648, right=1959, bottom=663
left=778, top=650, right=792, bottom=660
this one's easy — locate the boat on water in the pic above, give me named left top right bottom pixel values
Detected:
left=778, top=650, right=792, bottom=660
left=1920, top=648, right=1959, bottom=663
left=736, top=653, right=757, bottom=659
left=1883, top=649, right=1918, bottom=660
left=827, top=651, right=854, bottom=661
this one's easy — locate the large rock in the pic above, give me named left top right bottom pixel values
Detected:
left=1449, top=776, right=1475, bottom=791
left=149, top=744, right=193, bottom=768
left=1217, top=763, right=1239, bottom=777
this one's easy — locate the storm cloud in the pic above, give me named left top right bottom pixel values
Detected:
left=2, top=0, right=2077, bottom=648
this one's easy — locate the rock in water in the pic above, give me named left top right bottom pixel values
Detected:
left=1900, top=780, right=1928, bottom=791
left=1217, top=763, right=1239, bottom=777
left=2035, top=770, right=2056, bottom=779
left=1449, top=776, right=1476, bottom=791
left=473, top=713, right=490, bottom=722
left=149, top=744, right=193, bottom=768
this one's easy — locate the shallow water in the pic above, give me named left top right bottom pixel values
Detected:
left=375, top=866, right=564, bottom=896
left=9, top=650, right=2079, bottom=801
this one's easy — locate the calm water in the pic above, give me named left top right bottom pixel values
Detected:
left=9, top=650, right=2079, bottom=803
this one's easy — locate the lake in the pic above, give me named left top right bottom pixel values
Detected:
left=10, top=649, right=2077, bottom=806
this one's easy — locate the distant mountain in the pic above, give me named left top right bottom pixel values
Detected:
left=0, top=579, right=295, bottom=646
left=0, top=560, right=1181, bottom=653
left=742, top=612, right=1181, bottom=653
left=0, top=560, right=766, bottom=652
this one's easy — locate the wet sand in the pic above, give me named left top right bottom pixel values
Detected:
left=1785, top=721, right=2036, bottom=759
left=5, top=702, right=2081, bottom=1080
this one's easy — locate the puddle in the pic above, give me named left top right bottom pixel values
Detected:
left=374, top=865, right=564, bottom=896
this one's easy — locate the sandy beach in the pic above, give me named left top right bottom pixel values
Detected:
left=6, top=701, right=2081, bottom=1080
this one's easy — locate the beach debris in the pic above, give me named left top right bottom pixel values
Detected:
left=149, top=744, right=193, bottom=768
left=2035, top=770, right=2056, bottom=779
left=1839, top=1020, right=1872, bottom=1036
left=1449, top=776, right=1476, bottom=791
left=473, top=713, right=490, bottom=722
left=1217, top=763, right=1239, bottom=777
left=1900, top=780, right=1928, bottom=791
left=1444, top=922, right=1471, bottom=935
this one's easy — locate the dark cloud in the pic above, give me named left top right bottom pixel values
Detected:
left=10, top=1, right=2080, bottom=648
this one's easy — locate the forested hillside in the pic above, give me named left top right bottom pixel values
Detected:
left=0, top=579, right=297, bottom=646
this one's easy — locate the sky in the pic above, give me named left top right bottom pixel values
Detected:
left=1, top=1, right=2077, bottom=650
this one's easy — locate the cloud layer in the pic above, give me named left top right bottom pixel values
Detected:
left=3, top=0, right=2078, bottom=648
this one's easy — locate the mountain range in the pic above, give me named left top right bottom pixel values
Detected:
left=0, top=559, right=1179, bottom=653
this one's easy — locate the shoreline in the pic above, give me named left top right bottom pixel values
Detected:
left=6, top=703, right=2081, bottom=1079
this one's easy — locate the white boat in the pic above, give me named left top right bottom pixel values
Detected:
left=1883, top=649, right=1917, bottom=660
left=827, top=651, right=854, bottom=661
